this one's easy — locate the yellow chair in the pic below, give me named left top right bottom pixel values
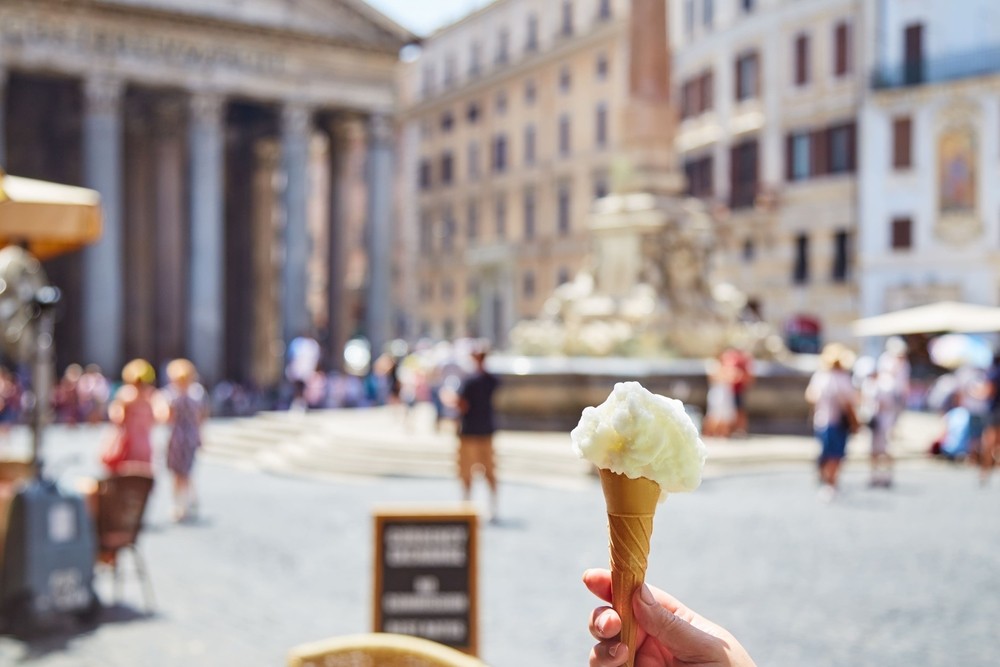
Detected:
left=287, top=633, right=488, bottom=667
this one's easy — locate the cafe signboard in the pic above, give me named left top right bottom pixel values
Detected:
left=373, top=506, right=479, bottom=655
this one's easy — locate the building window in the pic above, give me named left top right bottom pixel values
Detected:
left=418, top=159, right=432, bottom=190
left=684, top=155, right=713, bottom=198
left=786, top=132, right=811, bottom=181
left=598, top=0, right=612, bottom=21
left=596, top=53, right=609, bottom=80
left=492, top=134, right=507, bottom=173
left=443, top=54, right=456, bottom=88
left=903, top=23, right=925, bottom=85
left=441, top=111, right=454, bottom=132
left=828, top=123, right=856, bottom=174
left=703, top=0, right=714, bottom=28
left=561, top=1, right=574, bottom=37
left=730, top=139, right=758, bottom=208
left=794, top=34, right=810, bottom=86
left=421, top=64, right=435, bottom=98
left=560, top=65, right=572, bottom=93
left=557, top=183, right=571, bottom=235
left=742, top=0, right=755, bottom=13
left=495, top=90, right=508, bottom=114
left=834, top=21, right=851, bottom=76
left=495, top=194, right=507, bottom=239
left=526, top=14, right=539, bottom=52
left=892, top=116, right=912, bottom=169
left=594, top=173, right=609, bottom=199
left=467, top=201, right=479, bottom=242
left=793, top=233, right=809, bottom=284
left=467, top=143, right=480, bottom=180
left=466, top=101, right=480, bottom=124
left=595, top=103, right=608, bottom=149
left=469, top=42, right=481, bottom=77
left=525, top=79, right=537, bottom=104
left=891, top=216, right=912, bottom=250
left=832, top=230, right=850, bottom=282
left=524, top=125, right=536, bottom=165
left=681, top=70, right=713, bottom=119
left=419, top=213, right=433, bottom=252
left=559, top=115, right=571, bottom=156
left=735, top=51, right=760, bottom=101
left=524, top=188, right=536, bottom=239
left=523, top=271, right=535, bottom=298
left=440, top=152, right=454, bottom=186
left=496, top=28, right=509, bottom=65
left=442, top=208, right=456, bottom=251
left=742, top=238, right=755, bottom=263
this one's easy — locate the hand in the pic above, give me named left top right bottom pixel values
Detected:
left=584, top=569, right=756, bottom=667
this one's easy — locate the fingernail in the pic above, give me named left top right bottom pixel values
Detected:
left=608, top=642, right=621, bottom=657
left=596, top=616, right=607, bottom=635
left=639, top=584, right=655, bottom=606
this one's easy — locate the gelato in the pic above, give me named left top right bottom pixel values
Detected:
left=571, top=381, right=707, bottom=496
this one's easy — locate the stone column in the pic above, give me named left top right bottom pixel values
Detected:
left=82, top=75, right=125, bottom=374
left=365, top=112, right=393, bottom=357
left=325, top=115, right=364, bottom=371
left=153, top=99, right=187, bottom=363
left=0, top=67, right=7, bottom=166
left=188, top=91, right=226, bottom=385
left=281, top=102, right=313, bottom=346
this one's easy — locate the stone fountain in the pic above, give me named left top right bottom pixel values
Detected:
left=490, top=0, right=811, bottom=433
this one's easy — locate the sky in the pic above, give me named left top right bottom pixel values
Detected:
left=364, top=0, right=495, bottom=37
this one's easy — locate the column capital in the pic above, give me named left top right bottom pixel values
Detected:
left=367, top=112, right=393, bottom=144
left=327, top=113, right=367, bottom=143
left=84, top=75, right=124, bottom=115
left=282, top=102, right=313, bottom=137
left=190, top=90, right=226, bottom=126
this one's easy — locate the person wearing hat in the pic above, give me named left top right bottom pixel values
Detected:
left=805, top=343, right=859, bottom=502
left=101, top=358, right=161, bottom=475
left=164, top=359, right=207, bottom=521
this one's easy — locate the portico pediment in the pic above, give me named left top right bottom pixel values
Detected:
left=93, top=0, right=413, bottom=52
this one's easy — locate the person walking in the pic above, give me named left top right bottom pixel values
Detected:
left=456, top=347, right=500, bottom=521
left=164, top=359, right=206, bottom=522
left=805, top=343, right=858, bottom=502
left=979, top=353, right=1000, bottom=485
left=101, top=359, right=160, bottom=475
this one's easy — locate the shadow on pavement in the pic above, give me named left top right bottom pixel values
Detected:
left=2, top=603, right=152, bottom=660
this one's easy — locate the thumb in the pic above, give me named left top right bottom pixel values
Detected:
left=633, top=584, right=712, bottom=658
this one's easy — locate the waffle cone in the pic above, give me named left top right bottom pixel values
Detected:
left=599, top=469, right=660, bottom=667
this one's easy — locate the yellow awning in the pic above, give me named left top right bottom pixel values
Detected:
left=0, top=168, right=103, bottom=260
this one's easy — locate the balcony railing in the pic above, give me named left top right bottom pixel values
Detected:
left=872, top=45, right=1000, bottom=89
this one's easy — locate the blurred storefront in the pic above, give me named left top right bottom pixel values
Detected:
left=0, top=0, right=412, bottom=384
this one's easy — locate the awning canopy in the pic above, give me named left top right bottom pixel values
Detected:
left=852, top=301, right=1000, bottom=337
left=0, top=168, right=102, bottom=260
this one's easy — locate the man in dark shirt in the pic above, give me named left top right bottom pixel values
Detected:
left=457, top=348, right=500, bottom=519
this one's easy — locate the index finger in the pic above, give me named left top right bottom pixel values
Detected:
left=583, top=569, right=692, bottom=618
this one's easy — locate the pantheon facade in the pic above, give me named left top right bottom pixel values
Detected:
left=0, top=0, right=410, bottom=385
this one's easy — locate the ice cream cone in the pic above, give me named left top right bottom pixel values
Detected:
left=599, top=468, right=660, bottom=667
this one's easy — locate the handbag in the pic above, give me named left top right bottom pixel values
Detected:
left=100, top=431, right=130, bottom=472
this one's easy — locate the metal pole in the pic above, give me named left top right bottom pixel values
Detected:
left=31, top=288, right=59, bottom=468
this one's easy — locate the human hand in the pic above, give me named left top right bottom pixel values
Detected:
left=584, top=568, right=756, bottom=667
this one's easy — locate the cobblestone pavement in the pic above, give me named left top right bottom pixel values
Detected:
left=0, top=425, right=997, bottom=666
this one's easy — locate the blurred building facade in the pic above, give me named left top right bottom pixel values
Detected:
left=671, top=0, right=864, bottom=351
left=859, top=0, right=1000, bottom=325
left=396, top=0, right=625, bottom=347
left=0, top=0, right=410, bottom=384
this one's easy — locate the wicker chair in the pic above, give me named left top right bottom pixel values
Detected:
left=95, top=471, right=155, bottom=610
left=287, top=633, right=488, bottom=667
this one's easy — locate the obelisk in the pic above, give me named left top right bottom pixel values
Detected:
left=590, top=0, right=684, bottom=298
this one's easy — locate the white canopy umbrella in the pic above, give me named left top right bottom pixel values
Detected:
left=852, top=301, right=1000, bottom=337
left=0, top=168, right=102, bottom=260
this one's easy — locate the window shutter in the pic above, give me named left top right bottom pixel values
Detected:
left=810, top=129, right=828, bottom=177
left=785, top=134, right=795, bottom=181
left=846, top=121, right=857, bottom=171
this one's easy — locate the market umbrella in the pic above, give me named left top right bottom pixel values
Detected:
left=852, top=301, right=1000, bottom=336
left=0, top=168, right=102, bottom=260
left=928, top=333, right=993, bottom=370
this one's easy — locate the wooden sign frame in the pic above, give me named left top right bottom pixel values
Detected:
left=373, top=505, right=479, bottom=656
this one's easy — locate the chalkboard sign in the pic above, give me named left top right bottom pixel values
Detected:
left=373, top=506, right=479, bottom=655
